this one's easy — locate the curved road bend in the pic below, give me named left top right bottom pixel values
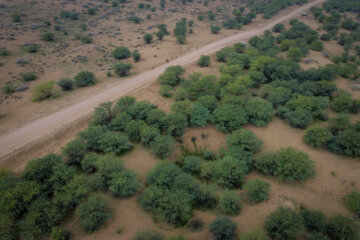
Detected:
left=0, top=0, right=324, bottom=160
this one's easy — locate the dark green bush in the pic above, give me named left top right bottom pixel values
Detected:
left=125, top=120, right=145, bottom=142
left=209, top=216, right=237, bottom=240
left=21, top=43, right=40, bottom=53
left=272, top=23, right=285, bottom=32
left=189, top=103, right=212, bottom=127
left=265, top=206, right=304, bottom=240
left=157, top=66, right=185, bottom=86
left=133, top=230, right=165, bottom=240
left=202, top=156, right=248, bottom=188
left=144, top=33, right=153, bottom=44
left=303, top=125, right=332, bottom=147
left=50, top=227, right=71, bottom=240
left=140, top=125, right=160, bottom=146
left=159, top=85, right=173, bottom=98
left=109, top=170, right=141, bottom=198
left=245, top=98, right=273, bottom=127
left=81, top=152, right=99, bottom=173
left=213, top=104, right=248, bottom=133
left=150, top=135, right=175, bottom=159
left=0, top=48, right=10, bottom=56
left=113, top=62, right=132, bottom=77
left=2, top=85, right=15, bottom=95
left=112, top=46, right=131, bottom=60
left=41, top=32, right=55, bottom=41
left=74, top=71, right=97, bottom=87
left=219, top=191, right=242, bottom=216
left=21, top=72, right=37, bottom=81
left=182, top=156, right=202, bottom=175
left=94, top=154, right=124, bottom=190
left=197, top=55, right=211, bottom=67
left=133, top=51, right=141, bottom=62
left=57, top=78, right=74, bottom=91
left=62, top=138, right=87, bottom=165
left=11, top=13, right=22, bottom=22
left=211, top=25, right=221, bottom=34
left=300, top=208, right=327, bottom=233
left=98, top=131, right=131, bottom=154
left=244, top=179, right=270, bottom=203
left=239, top=230, right=268, bottom=240
left=344, top=191, right=360, bottom=215
left=326, top=214, right=357, bottom=240
left=75, top=194, right=111, bottom=233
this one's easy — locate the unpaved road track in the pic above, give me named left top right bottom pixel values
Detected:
left=0, top=0, right=324, bottom=160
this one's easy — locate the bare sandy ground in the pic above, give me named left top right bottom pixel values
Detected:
left=0, top=0, right=325, bottom=161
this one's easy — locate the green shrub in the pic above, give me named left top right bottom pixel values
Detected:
left=112, top=46, right=131, bottom=59
left=113, top=62, right=132, bottom=77
left=41, top=32, right=55, bottom=41
left=50, top=227, right=71, bottom=240
left=300, top=208, right=327, bottom=233
left=328, top=114, right=350, bottom=132
left=81, top=152, right=99, bottom=173
left=109, top=170, right=141, bottom=198
left=144, top=33, right=153, bottom=44
left=21, top=72, right=37, bottom=81
left=244, top=179, right=270, bottom=203
left=79, top=125, right=108, bottom=151
left=202, top=156, right=248, bottom=188
left=156, top=31, right=165, bottom=40
left=75, top=194, right=111, bottom=233
left=331, top=93, right=353, bottom=113
left=344, top=191, right=360, bottom=214
left=159, top=85, right=174, bottom=98
left=239, top=230, right=268, bottom=240
left=309, top=232, right=330, bottom=240
left=133, top=51, right=141, bottom=62
left=111, top=112, right=132, bottom=131
left=74, top=71, right=97, bottom=87
left=87, top=8, right=97, bottom=15
left=189, top=103, right=212, bottom=127
left=2, top=85, right=15, bottom=95
left=245, top=98, right=273, bottom=127
left=326, top=214, right=357, bottom=240
left=157, top=66, right=185, bottom=86
left=57, top=78, right=74, bottom=91
left=303, top=125, right=332, bottom=147
left=219, top=191, right=242, bottom=216
left=197, top=55, right=211, bottom=67
left=133, top=230, right=165, bottom=240
left=272, top=23, right=285, bottom=32
left=209, top=216, right=237, bottom=240
left=80, top=35, right=93, bottom=44
left=140, top=125, right=160, bottom=146
left=310, top=40, right=323, bottom=51
left=213, top=104, right=248, bottom=133
left=211, top=25, right=221, bottom=34
left=265, top=206, right=304, bottom=240
left=275, top=147, right=315, bottom=182
left=11, top=13, right=22, bottom=22
left=21, top=43, right=40, bottom=53
left=98, top=131, right=131, bottom=154
left=182, top=156, right=202, bottom=175
left=32, top=81, right=59, bottom=102
left=150, top=135, right=175, bottom=159
left=94, top=154, right=124, bottom=190
left=203, top=150, right=215, bottom=160
left=62, top=137, right=87, bottom=165
left=0, top=48, right=10, bottom=56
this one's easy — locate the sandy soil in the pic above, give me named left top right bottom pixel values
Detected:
left=0, top=0, right=326, bottom=161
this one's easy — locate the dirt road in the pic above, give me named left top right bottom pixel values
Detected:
left=0, top=0, right=324, bottom=160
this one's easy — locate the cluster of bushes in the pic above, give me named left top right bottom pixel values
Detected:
left=55, top=71, right=97, bottom=94
left=74, top=32, right=93, bottom=44
left=248, top=0, right=308, bottom=20
left=59, top=10, right=79, bottom=20
left=303, top=115, right=360, bottom=157
left=174, top=18, right=188, bottom=44
left=64, top=97, right=177, bottom=159
left=222, top=7, right=256, bottom=30
left=0, top=155, right=94, bottom=239
left=266, top=206, right=359, bottom=240
left=254, top=147, right=315, bottom=182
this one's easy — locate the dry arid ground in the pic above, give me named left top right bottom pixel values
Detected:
left=0, top=0, right=360, bottom=239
